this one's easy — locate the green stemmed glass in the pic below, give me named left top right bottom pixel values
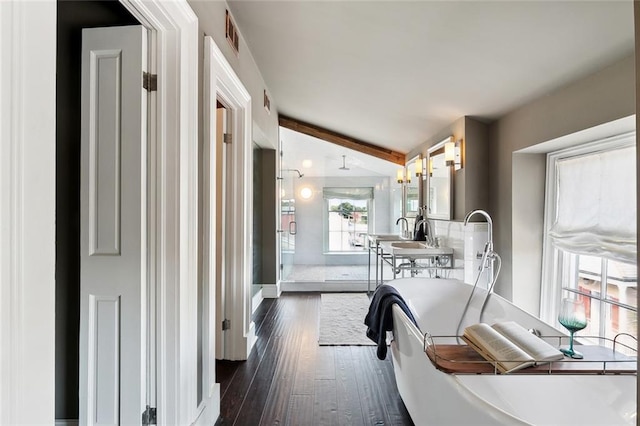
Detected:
left=558, top=298, right=587, bottom=359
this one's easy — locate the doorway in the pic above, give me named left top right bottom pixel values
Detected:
left=55, top=2, right=141, bottom=422
left=12, top=0, right=200, bottom=424
left=278, top=128, right=401, bottom=292
left=56, top=1, right=206, bottom=424
left=204, top=36, right=255, bottom=361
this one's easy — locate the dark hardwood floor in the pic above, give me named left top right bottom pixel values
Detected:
left=215, top=293, right=414, bottom=425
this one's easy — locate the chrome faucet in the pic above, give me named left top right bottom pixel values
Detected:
left=457, top=209, right=502, bottom=340
left=396, top=217, right=410, bottom=239
left=414, top=218, right=433, bottom=245
left=464, top=209, right=494, bottom=272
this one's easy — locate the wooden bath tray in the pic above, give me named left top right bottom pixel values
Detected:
left=425, top=344, right=637, bottom=375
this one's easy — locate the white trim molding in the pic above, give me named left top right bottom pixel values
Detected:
left=251, top=287, right=264, bottom=314
left=281, top=281, right=369, bottom=293
left=205, top=36, right=256, bottom=361
left=119, top=1, right=200, bottom=424
left=55, top=420, right=79, bottom=426
left=0, top=1, right=57, bottom=424
left=262, top=282, right=282, bottom=299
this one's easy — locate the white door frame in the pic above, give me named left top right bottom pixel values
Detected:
left=205, top=36, right=256, bottom=361
left=117, top=1, right=201, bottom=424
left=1, top=0, right=204, bottom=424
left=0, top=1, right=57, bottom=424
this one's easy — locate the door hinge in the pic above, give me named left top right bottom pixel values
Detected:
left=223, top=133, right=232, bottom=144
left=142, top=405, right=157, bottom=425
left=143, top=71, right=157, bottom=92
left=222, top=319, right=231, bottom=331
left=280, top=263, right=284, bottom=270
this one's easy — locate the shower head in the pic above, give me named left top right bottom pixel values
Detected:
left=339, top=155, right=350, bottom=170
left=284, top=168, right=304, bottom=178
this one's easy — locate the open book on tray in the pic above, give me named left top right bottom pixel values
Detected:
left=462, top=321, right=564, bottom=374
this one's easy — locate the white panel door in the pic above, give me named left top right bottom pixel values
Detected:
left=79, top=25, right=148, bottom=426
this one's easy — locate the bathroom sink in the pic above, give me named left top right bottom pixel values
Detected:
left=389, top=242, right=426, bottom=249
left=381, top=241, right=453, bottom=257
left=367, top=233, right=410, bottom=243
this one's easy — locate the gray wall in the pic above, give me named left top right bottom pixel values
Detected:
left=511, top=153, right=546, bottom=314
left=255, top=148, right=278, bottom=284
left=293, top=176, right=392, bottom=265
left=404, top=54, right=634, bottom=312
left=253, top=145, right=263, bottom=284
left=462, top=117, right=490, bottom=218
left=407, top=116, right=489, bottom=221
left=488, top=54, right=635, bottom=304
left=56, top=0, right=139, bottom=419
left=188, top=0, right=280, bottom=149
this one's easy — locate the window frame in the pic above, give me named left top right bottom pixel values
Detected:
left=540, top=131, right=636, bottom=327
left=323, top=192, right=374, bottom=253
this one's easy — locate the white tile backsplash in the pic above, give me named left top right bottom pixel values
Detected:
left=422, top=219, right=490, bottom=285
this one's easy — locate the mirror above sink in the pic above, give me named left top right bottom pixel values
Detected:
left=404, top=155, right=420, bottom=219
left=425, top=137, right=454, bottom=220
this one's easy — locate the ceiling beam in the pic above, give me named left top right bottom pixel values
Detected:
left=279, top=115, right=406, bottom=165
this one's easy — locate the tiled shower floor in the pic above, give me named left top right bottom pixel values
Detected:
left=284, top=263, right=396, bottom=281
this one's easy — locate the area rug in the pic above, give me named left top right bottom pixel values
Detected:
left=318, top=293, right=375, bottom=346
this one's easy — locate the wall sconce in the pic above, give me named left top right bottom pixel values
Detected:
left=413, top=157, right=428, bottom=180
left=428, top=157, right=433, bottom=177
left=445, top=139, right=463, bottom=171
left=396, top=168, right=411, bottom=184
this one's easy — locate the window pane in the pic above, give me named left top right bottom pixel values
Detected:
left=607, top=307, right=637, bottom=355
left=561, top=252, right=637, bottom=354
left=605, top=259, right=637, bottom=354
left=574, top=292, right=599, bottom=339
left=605, top=259, right=637, bottom=309
left=576, top=297, right=637, bottom=356
left=576, top=254, right=601, bottom=295
left=326, top=195, right=370, bottom=252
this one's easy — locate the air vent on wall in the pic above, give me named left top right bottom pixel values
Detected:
left=226, top=10, right=239, bottom=55
left=264, top=90, right=271, bottom=114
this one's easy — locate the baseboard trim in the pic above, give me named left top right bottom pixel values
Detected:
left=55, top=420, right=79, bottom=426
left=261, top=282, right=281, bottom=298
left=280, top=281, right=369, bottom=292
left=251, top=288, right=263, bottom=314
left=210, top=382, right=221, bottom=424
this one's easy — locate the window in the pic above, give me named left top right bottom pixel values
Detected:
left=324, top=187, right=373, bottom=252
left=541, top=132, right=636, bottom=352
left=560, top=253, right=636, bottom=348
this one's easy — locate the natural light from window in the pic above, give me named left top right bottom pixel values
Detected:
left=543, top=132, right=636, bottom=354
left=324, top=187, right=373, bottom=252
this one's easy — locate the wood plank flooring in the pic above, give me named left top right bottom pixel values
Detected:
left=215, top=293, right=414, bottom=425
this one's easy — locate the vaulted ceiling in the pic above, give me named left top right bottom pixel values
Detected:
left=228, top=0, right=634, bottom=157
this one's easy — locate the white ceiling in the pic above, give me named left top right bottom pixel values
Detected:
left=229, top=0, right=634, bottom=173
left=280, top=127, right=401, bottom=178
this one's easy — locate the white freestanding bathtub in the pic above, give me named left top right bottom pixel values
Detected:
left=389, top=278, right=637, bottom=425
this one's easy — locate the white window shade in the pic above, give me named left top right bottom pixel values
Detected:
left=548, top=146, right=636, bottom=264
left=323, top=187, right=373, bottom=200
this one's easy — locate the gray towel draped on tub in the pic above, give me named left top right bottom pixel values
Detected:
left=364, top=284, right=419, bottom=360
